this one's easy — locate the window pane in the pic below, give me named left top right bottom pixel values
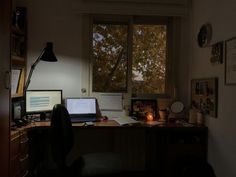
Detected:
left=92, top=24, right=128, bottom=92
left=132, top=25, right=167, bottom=94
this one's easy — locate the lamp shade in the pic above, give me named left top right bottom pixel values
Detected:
left=40, top=42, right=58, bottom=62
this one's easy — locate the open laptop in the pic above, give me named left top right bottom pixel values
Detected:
left=65, top=97, right=98, bottom=123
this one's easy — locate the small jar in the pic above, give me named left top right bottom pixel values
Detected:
left=189, top=109, right=197, bottom=124
left=159, top=110, right=167, bottom=121
left=196, top=112, right=204, bottom=125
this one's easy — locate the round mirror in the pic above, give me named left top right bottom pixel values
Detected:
left=170, top=101, right=184, bottom=114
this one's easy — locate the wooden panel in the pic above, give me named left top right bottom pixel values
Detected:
left=83, top=0, right=188, bottom=5
left=0, top=0, right=11, bottom=176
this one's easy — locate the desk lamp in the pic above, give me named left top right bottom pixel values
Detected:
left=23, top=42, right=58, bottom=92
left=23, top=42, right=58, bottom=120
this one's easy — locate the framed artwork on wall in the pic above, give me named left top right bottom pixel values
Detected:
left=211, top=41, right=223, bottom=64
left=131, top=99, right=158, bottom=120
left=225, top=37, right=236, bottom=85
left=11, top=68, right=22, bottom=95
left=191, top=78, right=218, bottom=118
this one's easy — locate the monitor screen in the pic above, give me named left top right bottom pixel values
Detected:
left=26, top=90, right=62, bottom=114
left=65, top=98, right=96, bottom=115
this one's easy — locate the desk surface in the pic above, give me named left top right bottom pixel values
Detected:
left=11, top=120, right=206, bottom=139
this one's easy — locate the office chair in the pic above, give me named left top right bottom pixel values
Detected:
left=50, top=104, right=123, bottom=177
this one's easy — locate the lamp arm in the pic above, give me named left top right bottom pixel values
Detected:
left=23, top=49, right=45, bottom=93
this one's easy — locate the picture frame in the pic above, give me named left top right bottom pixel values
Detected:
left=11, top=69, right=22, bottom=95
left=191, top=78, right=218, bottom=118
left=130, top=99, right=158, bottom=120
left=225, top=37, right=236, bottom=85
left=211, top=41, right=223, bottom=64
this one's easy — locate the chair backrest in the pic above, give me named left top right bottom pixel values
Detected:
left=50, top=104, right=74, bottom=168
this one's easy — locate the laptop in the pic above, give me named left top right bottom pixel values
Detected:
left=65, top=97, right=98, bottom=123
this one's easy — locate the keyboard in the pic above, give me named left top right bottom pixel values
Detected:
left=70, top=117, right=97, bottom=123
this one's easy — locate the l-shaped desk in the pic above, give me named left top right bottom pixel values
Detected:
left=10, top=120, right=208, bottom=177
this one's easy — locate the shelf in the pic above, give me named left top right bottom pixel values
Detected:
left=11, top=7, right=27, bottom=99
left=12, top=55, right=25, bottom=66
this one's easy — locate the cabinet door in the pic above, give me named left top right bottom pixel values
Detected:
left=0, top=0, right=11, bottom=177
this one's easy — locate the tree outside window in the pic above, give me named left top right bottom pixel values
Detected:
left=92, top=20, right=167, bottom=95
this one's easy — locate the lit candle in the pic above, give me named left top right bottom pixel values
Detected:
left=146, top=112, right=154, bottom=121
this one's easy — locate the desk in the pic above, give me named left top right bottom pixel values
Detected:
left=11, top=120, right=208, bottom=177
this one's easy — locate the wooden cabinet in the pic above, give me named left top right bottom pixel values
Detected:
left=11, top=7, right=27, bottom=98
left=11, top=130, right=30, bottom=177
left=0, top=0, right=11, bottom=176
left=146, top=127, right=208, bottom=177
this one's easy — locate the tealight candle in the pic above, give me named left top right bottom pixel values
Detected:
left=146, top=112, right=154, bottom=121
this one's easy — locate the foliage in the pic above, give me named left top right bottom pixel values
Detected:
left=92, top=24, right=128, bottom=92
left=132, top=25, right=166, bottom=94
left=92, top=23, right=167, bottom=94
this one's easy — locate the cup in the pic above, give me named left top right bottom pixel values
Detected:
left=159, top=110, right=167, bottom=121
left=196, top=112, right=204, bottom=125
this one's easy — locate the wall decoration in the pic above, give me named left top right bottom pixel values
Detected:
left=197, top=23, right=212, bottom=48
left=225, top=37, right=236, bottom=85
left=191, top=78, right=218, bottom=118
left=131, top=99, right=158, bottom=120
left=11, top=69, right=22, bottom=95
left=211, top=41, right=223, bottom=64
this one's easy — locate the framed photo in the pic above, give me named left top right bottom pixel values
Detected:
left=191, top=78, right=218, bottom=118
left=11, top=69, right=22, bottom=95
left=225, top=37, right=236, bottom=85
left=211, top=41, right=223, bottom=64
left=131, top=99, right=158, bottom=120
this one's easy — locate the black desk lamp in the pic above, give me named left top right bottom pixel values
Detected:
left=23, top=42, right=58, bottom=121
left=23, top=42, right=58, bottom=92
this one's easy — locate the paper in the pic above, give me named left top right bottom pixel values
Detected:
left=113, top=116, right=139, bottom=126
left=98, top=93, right=123, bottom=111
left=145, top=121, right=165, bottom=126
left=11, top=69, right=21, bottom=94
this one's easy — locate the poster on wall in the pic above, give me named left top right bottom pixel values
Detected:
left=191, top=78, right=218, bottom=118
left=11, top=69, right=21, bottom=95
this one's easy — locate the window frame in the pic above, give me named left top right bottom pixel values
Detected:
left=89, top=15, right=173, bottom=98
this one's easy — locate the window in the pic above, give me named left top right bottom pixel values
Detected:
left=92, top=23, right=128, bottom=92
left=92, top=16, right=170, bottom=96
left=132, top=24, right=167, bottom=94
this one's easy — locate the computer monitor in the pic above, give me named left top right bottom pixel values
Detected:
left=25, top=90, right=62, bottom=119
left=65, top=97, right=96, bottom=115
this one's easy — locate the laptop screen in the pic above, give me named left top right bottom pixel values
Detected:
left=66, top=98, right=96, bottom=115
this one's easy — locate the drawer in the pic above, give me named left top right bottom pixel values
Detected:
left=19, top=139, right=29, bottom=155
left=19, top=131, right=29, bottom=155
left=11, top=130, right=30, bottom=177
left=19, top=154, right=29, bottom=176
left=10, top=156, right=20, bottom=177
left=11, top=135, right=20, bottom=159
left=19, top=170, right=29, bottom=177
left=19, top=153, right=29, bottom=168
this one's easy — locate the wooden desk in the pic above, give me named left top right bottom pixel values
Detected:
left=11, top=120, right=208, bottom=177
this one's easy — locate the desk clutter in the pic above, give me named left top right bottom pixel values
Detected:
left=11, top=92, right=204, bottom=130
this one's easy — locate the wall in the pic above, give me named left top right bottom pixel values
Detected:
left=190, top=0, right=236, bottom=176
left=22, top=0, right=191, bottom=105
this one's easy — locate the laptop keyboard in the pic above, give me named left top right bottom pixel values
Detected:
left=70, top=117, right=97, bottom=123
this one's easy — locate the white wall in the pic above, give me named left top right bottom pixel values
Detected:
left=190, top=0, right=236, bottom=176
left=24, top=0, right=83, bottom=98
left=23, top=0, right=191, bottom=103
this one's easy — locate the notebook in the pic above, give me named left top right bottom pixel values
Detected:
left=65, top=97, right=98, bottom=123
